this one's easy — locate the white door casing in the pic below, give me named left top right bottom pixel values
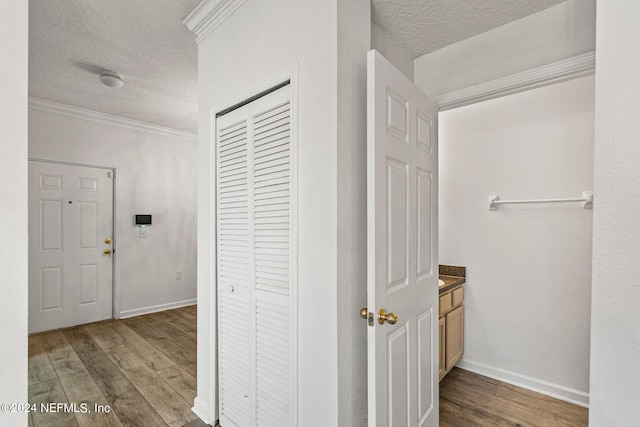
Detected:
left=28, top=161, right=114, bottom=334
left=216, top=84, right=295, bottom=427
left=367, top=50, right=439, bottom=427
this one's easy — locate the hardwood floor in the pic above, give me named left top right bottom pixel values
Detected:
left=28, top=305, right=209, bottom=427
left=29, top=306, right=587, bottom=427
left=440, top=367, right=589, bottom=426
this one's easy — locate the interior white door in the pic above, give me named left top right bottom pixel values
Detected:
left=29, top=161, right=114, bottom=333
left=366, top=50, right=439, bottom=427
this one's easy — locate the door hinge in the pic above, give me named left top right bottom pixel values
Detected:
left=107, top=170, right=114, bottom=178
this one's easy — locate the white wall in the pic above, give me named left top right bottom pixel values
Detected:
left=28, top=104, right=198, bottom=317
left=415, top=0, right=595, bottom=99
left=589, top=1, right=640, bottom=424
left=193, top=1, right=337, bottom=423
left=0, top=0, right=28, bottom=424
left=337, top=2, right=370, bottom=426
left=439, top=75, right=594, bottom=405
left=191, top=0, right=369, bottom=424
left=371, top=23, right=414, bottom=81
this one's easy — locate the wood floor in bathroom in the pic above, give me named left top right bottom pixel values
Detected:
left=440, top=367, right=588, bottom=426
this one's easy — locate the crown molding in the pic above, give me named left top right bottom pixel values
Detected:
left=29, top=98, right=197, bottom=142
left=435, top=51, right=596, bottom=111
left=183, top=0, right=247, bottom=43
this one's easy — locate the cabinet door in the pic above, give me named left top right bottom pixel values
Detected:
left=451, top=286, right=464, bottom=308
left=439, top=292, right=452, bottom=316
left=439, top=316, right=446, bottom=381
left=445, top=305, right=464, bottom=371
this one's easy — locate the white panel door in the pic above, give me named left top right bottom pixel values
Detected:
left=216, top=84, right=294, bottom=427
left=29, top=161, right=113, bottom=333
left=367, top=50, right=439, bottom=427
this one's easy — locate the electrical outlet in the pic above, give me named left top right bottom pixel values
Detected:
left=176, top=270, right=183, bottom=280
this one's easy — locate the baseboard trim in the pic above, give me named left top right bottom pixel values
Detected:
left=192, top=396, right=211, bottom=424
left=119, top=299, right=197, bottom=319
left=456, top=359, right=589, bottom=408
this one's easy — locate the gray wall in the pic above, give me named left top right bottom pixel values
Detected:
left=0, top=1, right=28, bottom=425
left=589, top=0, right=640, bottom=423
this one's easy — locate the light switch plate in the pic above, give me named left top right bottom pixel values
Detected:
left=139, top=228, right=147, bottom=238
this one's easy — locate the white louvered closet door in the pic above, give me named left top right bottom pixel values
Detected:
left=216, top=84, right=294, bottom=427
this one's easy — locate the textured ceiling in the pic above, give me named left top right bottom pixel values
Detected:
left=29, top=0, right=201, bottom=133
left=371, top=0, right=567, bottom=57
left=29, top=0, right=567, bottom=134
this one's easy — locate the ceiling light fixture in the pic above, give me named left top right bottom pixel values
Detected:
left=99, top=70, right=124, bottom=88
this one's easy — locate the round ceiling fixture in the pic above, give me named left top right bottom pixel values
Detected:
left=99, top=70, right=124, bottom=88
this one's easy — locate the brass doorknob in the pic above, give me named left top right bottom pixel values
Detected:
left=105, top=237, right=112, bottom=244
left=104, top=248, right=112, bottom=254
left=378, top=308, right=398, bottom=325
left=360, top=308, right=374, bottom=327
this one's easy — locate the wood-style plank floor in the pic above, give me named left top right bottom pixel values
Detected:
left=28, top=305, right=210, bottom=427
left=30, top=306, right=588, bottom=427
left=440, top=367, right=589, bottom=426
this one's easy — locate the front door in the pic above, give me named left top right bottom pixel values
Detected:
left=366, top=50, right=439, bottom=427
left=28, top=160, right=114, bottom=333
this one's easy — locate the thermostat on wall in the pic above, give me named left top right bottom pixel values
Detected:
left=134, top=214, right=152, bottom=226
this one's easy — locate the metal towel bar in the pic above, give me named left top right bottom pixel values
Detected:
left=488, top=191, right=593, bottom=210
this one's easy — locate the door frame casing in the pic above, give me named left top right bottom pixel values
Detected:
left=28, top=157, right=119, bottom=320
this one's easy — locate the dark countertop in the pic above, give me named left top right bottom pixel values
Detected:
left=438, top=274, right=465, bottom=294
left=438, top=264, right=466, bottom=294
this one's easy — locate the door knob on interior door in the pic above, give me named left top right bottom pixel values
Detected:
left=378, top=308, right=398, bottom=325
left=104, top=237, right=111, bottom=244
left=104, top=248, right=112, bottom=254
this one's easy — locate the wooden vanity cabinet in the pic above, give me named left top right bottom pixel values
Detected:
left=439, top=284, right=464, bottom=381
left=445, top=305, right=464, bottom=370
left=439, top=316, right=446, bottom=380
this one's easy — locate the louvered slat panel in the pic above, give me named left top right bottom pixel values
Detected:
left=255, top=253, right=289, bottom=262
left=218, top=119, right=250, bottom=427
left=255, top=219, right=289, bottom=227
left=254, top=158, right=290, bottom=174
left=254, top=197, right=289, bottom=208
left=254, top=103, right=289, bottom=126
left=256, top=128, right=290, bottom=147
left=255, top=202, right=290, bottom=212
left=253, top=102, right=290, bottom=295
left=255, top=183, right=289, bottom=195
left=254, top=143, right=289, bottom=159
left=218, top=121, right=249, bottom=293
left=255, top=175, right=289, bottom=188
left=219, top=293, right=251, bottom=427
left=255, top=299, right=290, bottom=426
left=254, top=111, right=290, bottom=133
left=254, top=165, right=290, bottom=180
